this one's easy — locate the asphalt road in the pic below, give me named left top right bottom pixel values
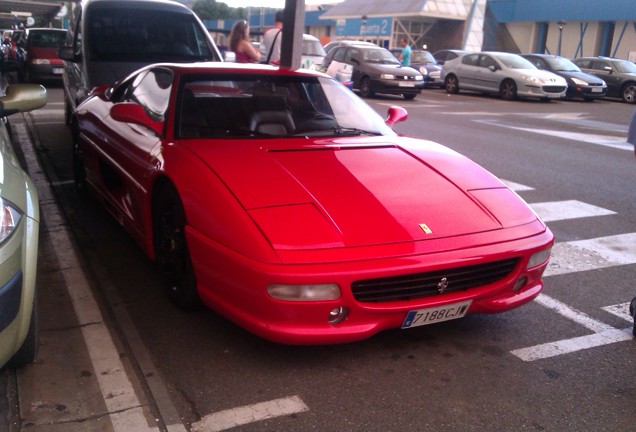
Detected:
left=3, top=84, right=636, bottom=431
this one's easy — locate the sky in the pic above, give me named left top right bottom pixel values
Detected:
left=219, top=0, right=341, bottom=9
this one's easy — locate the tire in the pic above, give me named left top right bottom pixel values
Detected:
left=445, top=75, right=459, bottom=94
left=8, top=304, right=38, bottom=368
left=500, top=79, right=517, bottom=100
left=154, top=183, right=200, bottom=309
left=621, top=82, right=636, bottom=104
left=359, top=77, right=374, bottom=98
left=403, top=93, right=416, bottom=100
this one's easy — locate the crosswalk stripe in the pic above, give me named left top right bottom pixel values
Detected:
left=545, top=233, right=636, bottom=277
left=529, top=200, right=616, bottom=222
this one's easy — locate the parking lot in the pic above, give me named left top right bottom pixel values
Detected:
left=2, top=85, right=635, bottom=432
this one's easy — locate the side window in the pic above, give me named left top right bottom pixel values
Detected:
left=576, top=59, right=591, bottom=69
left=462, top=54, right=479, bottom=66
left=130, top=69, right=173, bottom=121
left=480, top=55, right=497, bottom=69
left=592, top=60, right=609, bottom=71
left=332, top=47, right=346, bottom=63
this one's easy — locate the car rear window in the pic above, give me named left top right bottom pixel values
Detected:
left=87, top=8, right=214, bottom=62
left=28, top=31, right=66, bottom=48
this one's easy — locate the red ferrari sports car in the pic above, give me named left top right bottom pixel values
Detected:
left=74, top=62, right=553, bottom=344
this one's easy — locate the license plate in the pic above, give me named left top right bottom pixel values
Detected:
left=401, top=300, right=472, bottom=329
left=591, top=87, right=602, bottom=93
left=547, top=93, right=561, bottom=98
left=53, top=68, right=63, bottom=74
left=398, top=81, right=415, bottom=87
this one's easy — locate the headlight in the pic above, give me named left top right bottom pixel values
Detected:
left=267, top=283, right=341, bottom=301
left=419, top=67, right=428, bottom=75
left=522, top=75, right=544, bottom=85
left=571, top=77, right=588, bottom=86
left=0, top=198, right=23, bottom=244
left=380, top=74, right=395, bottom=80
left=527, top=247, right=552, bottom=269
left=414, top=75, right=424, bottom=81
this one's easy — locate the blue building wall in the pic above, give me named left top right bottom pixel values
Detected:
left=489, top=0, right=636, bottom=22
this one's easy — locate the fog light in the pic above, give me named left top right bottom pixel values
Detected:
left=328, top=306, right=348, bottom=324
left=512, top=276, right=527, bottom=292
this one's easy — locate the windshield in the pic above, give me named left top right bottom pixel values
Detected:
left=545, top=56, right=580, bottom=72
left=614, top=59, right=636, bottom=73
left=177, top=74, right=396, bottom=139
left=411, top=51, right=436, bottom=64
left=363, top=48, right=400, bottom=65
left=496, top=53, right=537, bottom=69
left=88, top=9, right=214, bottom=62
left=302, top=39, right=326, bottom=57
left=28, top=31, right=66, bottom=48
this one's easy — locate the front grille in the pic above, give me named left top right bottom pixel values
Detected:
left=543, top=85, right=567, bottom=93
left=351, top=258, right=519, bottom=303
left=397, top=75, right=417, bottom=81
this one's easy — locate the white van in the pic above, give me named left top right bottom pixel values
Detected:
left=59, top=0, right=222, bottom=124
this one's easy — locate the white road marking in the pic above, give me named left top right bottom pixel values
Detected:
left=534, top=294, right=615, bottom=333
left=475, top=119, right=632, bottom=151
left=529, top=200, right=616, bottom=222
left=501, top=179, right=534, bottom=191
left=545, top=233, right=636, bottom=277
left=191, top=396, right=310, bottom=432
left=511, top=328, right=632, bottom=362
left=602, top=302, right=633, bottom=323
left=16, top=123, right=171, bottom=431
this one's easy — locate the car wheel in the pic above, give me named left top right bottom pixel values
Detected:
left=621, top=82, right=636, bottom=104
left=154, top=183, right=200, bottom=309
left=403, top=93, right=416, bottom=100
left=8, top=304, right=38, bottom=368
left=500, top=79, right=517, bottom=100
left=445, top=75, right=459, bottom=94
left=359, top=77, right=374, bottom=98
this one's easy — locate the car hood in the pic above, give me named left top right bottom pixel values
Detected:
left=186, top=137, right=538, bottom=251
left=363, top=63, right=420, bottom=76
left=555, top=70, right=605, bottom=84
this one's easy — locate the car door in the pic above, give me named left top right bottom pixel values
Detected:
left=455, top=53, right=481, bottom=90
left=591, top=59, right=621, bottom=95
left=475, top=54, right=502, bottom=92
left=89, top=68, right=170, bottom=235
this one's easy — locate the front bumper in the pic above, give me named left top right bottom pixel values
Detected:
left=371, top=78, right=426, bottom=95
left=188, top=221, right=554, bottom=345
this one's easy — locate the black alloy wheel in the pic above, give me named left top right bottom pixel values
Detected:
left=621, top=82, right=636, bottom=104
left=155, top=184, right=200, bottom=309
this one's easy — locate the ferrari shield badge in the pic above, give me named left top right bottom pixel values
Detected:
left=419, top=223, right=433, bottom=234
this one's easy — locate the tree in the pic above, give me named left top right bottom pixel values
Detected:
left=192, top=0, right=247, bottom=19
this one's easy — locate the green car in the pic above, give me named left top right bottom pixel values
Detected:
left=0, top=83, right=46, bottom=368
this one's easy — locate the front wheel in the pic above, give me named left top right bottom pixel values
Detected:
left=403, top=93, right=416, bottom=100
left=621, top=83, right=636, bottom=104
left=500, top=79, right=517, bottom=100
left=359, top=77, right=374, bottom=98
left=154, top=184, right=200, bottom=309
left=445, top=75, right=459, bottom=94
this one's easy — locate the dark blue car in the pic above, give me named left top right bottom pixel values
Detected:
left=391, top=48, right=442, bottom=88
left=522, top=53, right=607, bottom=101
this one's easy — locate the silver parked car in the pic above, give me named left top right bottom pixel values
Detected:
left=442, top=51, right=567, bottom=101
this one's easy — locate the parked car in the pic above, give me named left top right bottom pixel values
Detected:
left=433, top=49, right=470, bottom=65
left=442, top=51, right=567, bottom=100
left=323, top=40, right=376, bottom=55
left=300, top=34, right=326, bottom=71
left=16, top=28, right=67, bottom=83
left=73, top=62, right=553, bottom=344
left=571, top=56, right=636, bottom=103
left=323, top=43, right=425, bottom=99
left=0, top=83, right=47, bottom=368
left=521, top=54, right=607, bottom=101
left=59, top=0, right=222, bottom=126
left=390, top=48, right=443, bottom=87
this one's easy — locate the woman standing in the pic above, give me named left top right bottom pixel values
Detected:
left=229, top=20, right=259, bottom=63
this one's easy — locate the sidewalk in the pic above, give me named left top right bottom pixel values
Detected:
left=1, top=76, right=182, bottom=431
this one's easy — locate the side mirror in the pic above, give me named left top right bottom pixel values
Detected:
left=110, top=103, right=163, bottom=136
left=351, top=58, right=360, bottom=65
left=58, top=46, right=79, bottom=62
left=0, top=84, right=47, bottom=117
left=385, top=106, right=408, bottom=126
left=603, top=66, right=613, bottom=73
left=488, top=64, right=499, bottom=72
